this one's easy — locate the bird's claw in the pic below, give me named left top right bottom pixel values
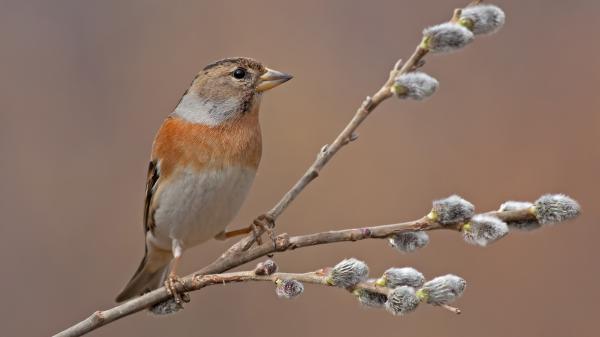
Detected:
left=164, top=275, right=186, bottom=307
left=244, top=214, right=276, bottom=250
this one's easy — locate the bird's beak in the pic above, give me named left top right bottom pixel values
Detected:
left=256, top=68, right=293, bottom=92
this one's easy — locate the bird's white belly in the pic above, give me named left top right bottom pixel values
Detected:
left=150, top=165, right=256, bottom=251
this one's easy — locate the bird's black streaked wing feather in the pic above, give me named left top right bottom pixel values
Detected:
left=143, top=160, right=159, bottom=235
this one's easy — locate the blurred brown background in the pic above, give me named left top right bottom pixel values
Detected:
left=1, top=0, right=599, bottom=336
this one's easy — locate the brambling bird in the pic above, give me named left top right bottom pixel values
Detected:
left=115, top=57, right=292, bottom=304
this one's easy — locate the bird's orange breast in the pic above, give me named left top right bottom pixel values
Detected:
left=151, top=113, right=262, bottom=179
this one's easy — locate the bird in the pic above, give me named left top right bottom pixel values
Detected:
left=115, top=57, right=292, bottom=304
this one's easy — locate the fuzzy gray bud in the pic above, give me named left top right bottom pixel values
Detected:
left=430, top=195, right=475, bottom=225
left=462, top=214, right=508, bottom=246
left=388, top=231, right=429, bottom=253
left=385, top=286, right=421, bottom=315
left=418, top=274, right=466, bottom=305
left=254, top=259, right=278, bottom=276
left=499, top=201, right=541, bottom=231
left=460, top=4, right=506, bottom=35
left=327, top=258, right=369, bottom=288
left=355, top=288, right=388, bottom=309
left=422, top=23, right=474, bottom=53
left=377, top=267, right=425, bottom=288
left=392, top=72, right=439, bottom=100
left=533, top=194, right=581, bottom=225
left=275, top=279, right=304, bottom=299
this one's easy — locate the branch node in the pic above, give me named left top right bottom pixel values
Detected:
left=275, top=233, right=290, bottom=250
left=361, top=96, right=373, bottom=111
left=318, top=144, right=329, bottom=158
left=412, top=59, right=426, bottom=70
left=393, top=59, right=403, bottom=71
left=90, top=311, right=104, bottom=324
left=361, top=227, right=372, bottom=238
left=440, top=304, right=462, bottom=314
left=451, top=8, right=463, bottom=22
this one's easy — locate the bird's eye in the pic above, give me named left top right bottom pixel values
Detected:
left=232, top=68, right=246, bottom=79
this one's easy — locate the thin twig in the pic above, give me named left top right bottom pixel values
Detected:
left=53, top=270, right=365, bottom=337
left=55, top=264, right=466, bottom=337
left=198, top=208, right=531, bottom=276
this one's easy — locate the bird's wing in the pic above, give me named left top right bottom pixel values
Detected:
left=143, top=160, right=159, bottom=235
left=116, top=162, right=167, bottom=302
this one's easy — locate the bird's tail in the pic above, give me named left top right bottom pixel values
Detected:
left=115, top=244, right=173, bottom=302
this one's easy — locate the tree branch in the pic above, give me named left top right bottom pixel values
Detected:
left=194, top=208, right=532, bottom=275
left=53, top=206, right=537, bottom=337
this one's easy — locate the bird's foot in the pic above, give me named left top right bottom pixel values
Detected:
left=244, top=214, right=276, bottom=250
left=164, top=274, right=186, bottom=307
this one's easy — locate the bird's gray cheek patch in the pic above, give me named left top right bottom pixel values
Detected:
left=173, top=94, right=241, bottom=126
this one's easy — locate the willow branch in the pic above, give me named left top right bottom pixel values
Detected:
left=53, top=207, right=534, bottom=337
left=194, top=208, right=531, bottom=275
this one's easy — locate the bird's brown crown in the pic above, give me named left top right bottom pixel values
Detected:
left=202, top=57, right=266, bottom=73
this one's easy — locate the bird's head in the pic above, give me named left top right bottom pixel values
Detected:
left=173, top=57, right=292, bottom=126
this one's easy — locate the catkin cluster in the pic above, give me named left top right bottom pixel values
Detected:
left=261, top=2, right=581, bottom=318
left=392, top=3, right=506, bottom=101
left=357, top=266, right=466, bottom=316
